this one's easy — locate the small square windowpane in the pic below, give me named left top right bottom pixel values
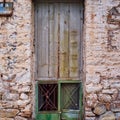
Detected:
left=38, top=84, right=58, bottom=111
left=61, top=83, right=80, bottom=110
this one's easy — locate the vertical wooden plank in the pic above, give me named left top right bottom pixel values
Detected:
left=37, top=3, right=42, bottom=78
left=59, top=3, right=69, bottom=78
left=54, top=4, right=60, bottom=78
left=49, top=4, right=59, bottom=78
left=69, top=3, right=81, bottom=78
left=49, top=4, right=54, bottom=78
left=35, top=3, right=38, bottom=79
left=79, top=3, right=84, bottom=80
left=37, top=3, right=49, bottom=78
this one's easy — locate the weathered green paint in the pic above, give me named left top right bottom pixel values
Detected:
left=36, top=113, right=60, bottom=120
left=80, top=83, right=83, bottom=119
left=35, top=80, right=83, bottom=120
left=61, top=112, right=81, bottom=120
left=58, top=83, right=61, bottom=111
left=35, top=82, right=39, bottom=115
left=35, top=81, right=60, bottom=120
left=60, top=80, right=82, bottom=120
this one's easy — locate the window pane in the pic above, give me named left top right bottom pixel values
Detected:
left=61, top=83, right=80, bottom=110
left=38, top=84, right=58, bottom=111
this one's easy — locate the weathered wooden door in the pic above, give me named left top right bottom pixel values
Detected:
left=35, top=0, right=83, bottom=120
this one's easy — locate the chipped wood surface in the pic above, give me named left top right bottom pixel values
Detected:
left=37, top=4, right=49, bottom=78
left=59, top=3, right=69, bottom=78
left=35, top=2, right=83, bottom=80
left=49, top=4, right=59, bottom=78
left=69, top=3, right=81, bottom=78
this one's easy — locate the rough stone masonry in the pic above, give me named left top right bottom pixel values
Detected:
left=0, top=0, right=120, bottom=120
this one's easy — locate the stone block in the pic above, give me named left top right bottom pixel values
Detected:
left=16, top=99, right=30, bottom=108
left=115, top=112, right=120, bottom=120
left=86, top=111, right=95, bottom=117
left=98, top=94, right=112, bottom=103
left=93, top=104, right=106, bottom=115
left=111, top=108, right=120, bottom=112
left=0, top=109, right=19, bottom=118
left=0, top=118, right=14, bottom=120
left=18, top=111, right=31, bottom=118
left=21, top=104, right=31, bottom=113
left=1, top=101, right=14, bottom=108
left=15, top=116, right=27, bottom=120
left=18, top=86, right=31, bottom=93
left=2, top=93, right=19, bottom=101
left=16, top=72, right=31, bottom=85
left=86, top=83, right=102, bottom=93
left=99, top=111, right=116, bottom=120
left=102, top=89, right=118, bottom=94
left=85, top=117, right=96, bottom=120
left=111, top=82, right=120, bottom=89
left=20, top=93, right=28, bottom=100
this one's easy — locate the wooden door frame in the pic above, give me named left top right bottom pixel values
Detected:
left=33, top=0, right=85, bottom=119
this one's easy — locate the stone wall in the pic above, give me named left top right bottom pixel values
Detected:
left=0, top=0, right=120, bottom=120
left=85, top=0, right=120, bottom=120
left=0, top=0, right=33, bottom=119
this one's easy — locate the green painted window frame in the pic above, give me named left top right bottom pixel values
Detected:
left=35, top=80, right=83, bottom=119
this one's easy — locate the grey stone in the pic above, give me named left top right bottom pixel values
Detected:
left=86, top=111, right=95, bottom=117
left=93, top=104, right=106, bottom=115
left=86, top=83, right=102, bottom=93
left=99, top=111, right=116, bottom=120
left=2, top=93, right=19, bottom=101
left=115, top=112, right=120, bottom=120
left=85, top=117, right=96, bottom=120
left=18, top=86, right=31, bottom=93
left=16, top=99, right=30, bottom=107
left=20, top=93, right=28, bottom=100
left=102, top=89, right=118, bottom=94
left=111, top=83, right=120, bottom=89
left=16, top=72, right=31, bottom=85
left=98, top=94, right=112, bottom=103
left=15, top=116, right=27, bottom=120
left=111, top=108, right=120, bottom=112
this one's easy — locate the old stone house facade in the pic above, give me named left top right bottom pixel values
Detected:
left=0, top=0, right=120, bottom=120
